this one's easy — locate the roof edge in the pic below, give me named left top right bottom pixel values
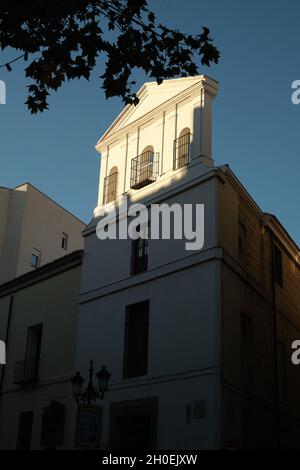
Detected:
left=0, top=250, right=83, bottom=296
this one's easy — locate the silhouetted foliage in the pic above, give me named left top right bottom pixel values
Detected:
left=0, top=0, right=220, bottom=113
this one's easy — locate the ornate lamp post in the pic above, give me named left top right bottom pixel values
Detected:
left=70, top=360, right=111, bottom=405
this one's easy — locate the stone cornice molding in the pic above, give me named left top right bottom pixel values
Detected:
left=96, top=76, right=218, bottom=153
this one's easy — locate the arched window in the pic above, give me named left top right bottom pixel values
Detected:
left=131, top=145, right=158, bottom=189
left=103, top=166, right=118, bottom=204
left=174, top=127, right=191, bottom=169
left=140, top=145, right=154, bottom=182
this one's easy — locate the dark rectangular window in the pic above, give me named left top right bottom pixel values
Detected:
left=132, top=237, right=148, bottom=274
left=241, top=313, right=253, bottom=388
left=22, top=324, right=43, bottom=382
left=31, top=248, right=41, bottom=268
left=103, top=170, right=118, bottom=204
left=130, top=151, right=159, bottom=190
left=276, top=341, right=287, bottom=402
left=238, top=221, right=247, bottom=267
left=274, top=245, right=283, bottom=287
left=173, top=132, right=191, bottom=170
left=123, top=301, right=149, bottom=379
left=16, top=411, right=34, bottom=450
left=61, top=232, right=68, bottom=250
left=26, top=324, right=43, bottom=360
left=41, top=401, right=66, bottom=449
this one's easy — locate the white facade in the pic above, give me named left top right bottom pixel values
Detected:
left=94, top=76, right=217, bottom=213
left=76, top=76, right=222, bottom=449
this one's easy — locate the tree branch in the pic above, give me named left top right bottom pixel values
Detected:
left=0, top=53, right=25, bottom=70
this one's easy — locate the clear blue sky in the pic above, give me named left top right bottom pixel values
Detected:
left=0, top=0, right=299, bottom=245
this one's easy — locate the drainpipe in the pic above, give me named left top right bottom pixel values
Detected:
left=0, top=295, right=14, bottom=401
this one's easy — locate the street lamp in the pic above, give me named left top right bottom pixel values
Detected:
left=96, top=366, right=111, bottom=399
left=71, top=360, right=111, bottom=404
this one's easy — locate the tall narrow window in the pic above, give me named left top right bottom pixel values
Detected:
left=276, top=341, right=287, bottom=402
left=41, top=401, right=66, bottom=450
left=173, top=128, right=191, bottom=169
left=31, top=248, right=41, bottom=268
left=140, top=146, right=154, bottom=183
left=274, top=245, right=283, bottom=287
left=123, top=301, right=149, bottom=378
left=61, top=232, right=68, bottom=251
left=131, top=227, right=148, bottom=274
left=241, top=313, right=254, bottom=448
left=16, top=411, right=34, bottom=450
left=130, top=146, right=158, bottom=189
left=241, top=313, right=253, bottom=388
left=24, top=324, right=43, bottom=382
left=238, top=221, right=247, bottom=267
left=103, top=166, right=118, bottom=204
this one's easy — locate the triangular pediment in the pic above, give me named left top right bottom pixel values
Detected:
left=97, top=76, right=206, bottom=147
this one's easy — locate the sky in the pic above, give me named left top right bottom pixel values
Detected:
left=0, top=0, right=299, bottom=245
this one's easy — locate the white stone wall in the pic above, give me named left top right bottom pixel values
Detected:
left=77, top=75, right=220, bottom=449
left=77, top=257, right=221, bottom=449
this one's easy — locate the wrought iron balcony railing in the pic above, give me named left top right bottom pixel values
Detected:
left=14, top=357, right=40, bottom=384
left=130, top=151, right=159, bottom=190
left=173, top=133, right=191, bottom=170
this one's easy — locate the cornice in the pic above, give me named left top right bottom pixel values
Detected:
left=221, top=165, right=263, bottom=220
left=223, top=165, right=300, bottom=261
left=79, top=246, right=223, bottom=304
left=83, top=164, right=224, bottom=236
left=264, top=214, right=300, bottom=262
left=96, top=77, right=218, bottom=153
left=0, top=250, right=83, bottom=297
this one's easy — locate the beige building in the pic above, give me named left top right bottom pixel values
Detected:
left=0, top=183, right=85, bottom=283
left=0, top=250, right=82, bottom=449
left=76, top=75, right=300, bottom=450
left=219, top=172, right=300, bottom=449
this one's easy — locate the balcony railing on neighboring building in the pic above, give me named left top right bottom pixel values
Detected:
left=14, top=357, right=40, bottom=384
left=130, top=151, right=159, bottom=190
left=103, top=170, right=118, bottom=204
left=173, top=133, right=191, bottom=170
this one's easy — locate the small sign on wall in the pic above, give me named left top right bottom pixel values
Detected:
left=75, top=405, right=102, bottom=448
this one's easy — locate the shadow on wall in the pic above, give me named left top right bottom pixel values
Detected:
left=100, top=103, right=211, bottom=217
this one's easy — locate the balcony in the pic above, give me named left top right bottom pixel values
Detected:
left=130, top=151, right=159, bottom=190
left=14, top=357, right=40, bottom=384
left=173, top=132, right=191, bottom=170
